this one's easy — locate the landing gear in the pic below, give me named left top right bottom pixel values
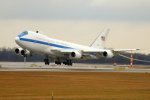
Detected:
left=44, top=58, right=49, bottom=65
left=55, top=58, right=61, bottom=65
left=44, top=57, right=73, bottom=66
left=54, top=58, right=72, bottom=66
left=63, top=59, right=72, bottom=66
left=55, top=61, right=61, bottom=65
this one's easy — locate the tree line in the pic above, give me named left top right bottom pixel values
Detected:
left=0, top=48, right=150, bottom=65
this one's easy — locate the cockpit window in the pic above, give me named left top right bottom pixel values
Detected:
left=18, top=31, right=28, bottom=38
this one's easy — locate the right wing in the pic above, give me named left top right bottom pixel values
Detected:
left=50, top=48, right=140, bottom=59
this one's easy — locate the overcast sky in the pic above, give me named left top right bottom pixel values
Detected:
left=0, top=0, right=150, bottom=53
left=0, top=0, right=150, bottom=21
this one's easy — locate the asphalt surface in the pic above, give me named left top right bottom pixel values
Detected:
left=0, top=62, right=150, bottom=73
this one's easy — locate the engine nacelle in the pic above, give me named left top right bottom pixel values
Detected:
left=20, top=50, right=30, bottom=56
left=15, top=48, right=23, bottom=54
left=103, top=50, right=114, bottom=58
left=70, top=51, right=82, bottom=59
left=15, top=48, right=30, bottom=56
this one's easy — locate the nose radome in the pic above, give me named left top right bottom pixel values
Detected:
left=15, top=37, right=20, bottom=43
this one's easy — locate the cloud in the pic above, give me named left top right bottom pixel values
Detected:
left=0, top=0, right=150, bottom=21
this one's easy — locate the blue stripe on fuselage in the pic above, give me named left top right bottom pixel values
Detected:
left=19, top=38, right=75, bottom=49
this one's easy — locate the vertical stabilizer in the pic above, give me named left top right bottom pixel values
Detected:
left=90, top=28, right=110, bottom=49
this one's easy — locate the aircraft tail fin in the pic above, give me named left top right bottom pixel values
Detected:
left=90, top=28, right=110, bottom=49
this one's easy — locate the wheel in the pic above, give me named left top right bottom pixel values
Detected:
left=66, top=60, right=73, bottom=66
left=44, top=58, right=49, bottom=65
left=55, top=61, right=62, bottom=65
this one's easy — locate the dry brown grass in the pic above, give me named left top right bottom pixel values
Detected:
left=0, top=72, right=150, bottom=100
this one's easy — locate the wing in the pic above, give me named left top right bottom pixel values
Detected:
left=51, top=48, right=140, bottom=59
left=51, top=49, right=98, bottom=59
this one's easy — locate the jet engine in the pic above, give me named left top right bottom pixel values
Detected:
left=102, top=50, right=114, bottom=58
left=15, top=48, right=23, bottom=55
left=20, top=50, right=30, bottom=56
left=15, top=48, right=30, bottom=56
left=70, top=51, right=82, bottom=59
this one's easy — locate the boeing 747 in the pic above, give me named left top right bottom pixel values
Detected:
left=15, top=29, right=139, bottom=65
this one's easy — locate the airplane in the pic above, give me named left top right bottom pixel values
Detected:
left=15, top=29, right=139, bottom=66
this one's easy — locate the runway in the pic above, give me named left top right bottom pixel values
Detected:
left=0, top=62, right=150, bottom=73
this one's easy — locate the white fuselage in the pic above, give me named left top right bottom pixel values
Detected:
left=15, top=30, right=139, bottom=65
left=15, top=31, right=100, bottom=58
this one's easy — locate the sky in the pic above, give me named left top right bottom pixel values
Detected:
left=0, top=0, right=150, bottom=54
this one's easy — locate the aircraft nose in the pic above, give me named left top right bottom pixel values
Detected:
left=15, top=37, right=20, bottom=43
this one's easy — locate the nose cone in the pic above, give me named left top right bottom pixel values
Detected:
left=15, top=37, right=20, bottom=44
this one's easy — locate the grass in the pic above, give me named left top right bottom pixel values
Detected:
left=0, top=72, right=149, bottom=100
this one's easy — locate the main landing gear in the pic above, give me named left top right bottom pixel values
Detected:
left=63, top=60, right=72, bottom=66
left=44, top=58, right=50, bottom=65
left=55, top=58, right=62, bottom=65
left=55, top=59, right=72, bottom=66
left=44, top=57, right=73, bottom=66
